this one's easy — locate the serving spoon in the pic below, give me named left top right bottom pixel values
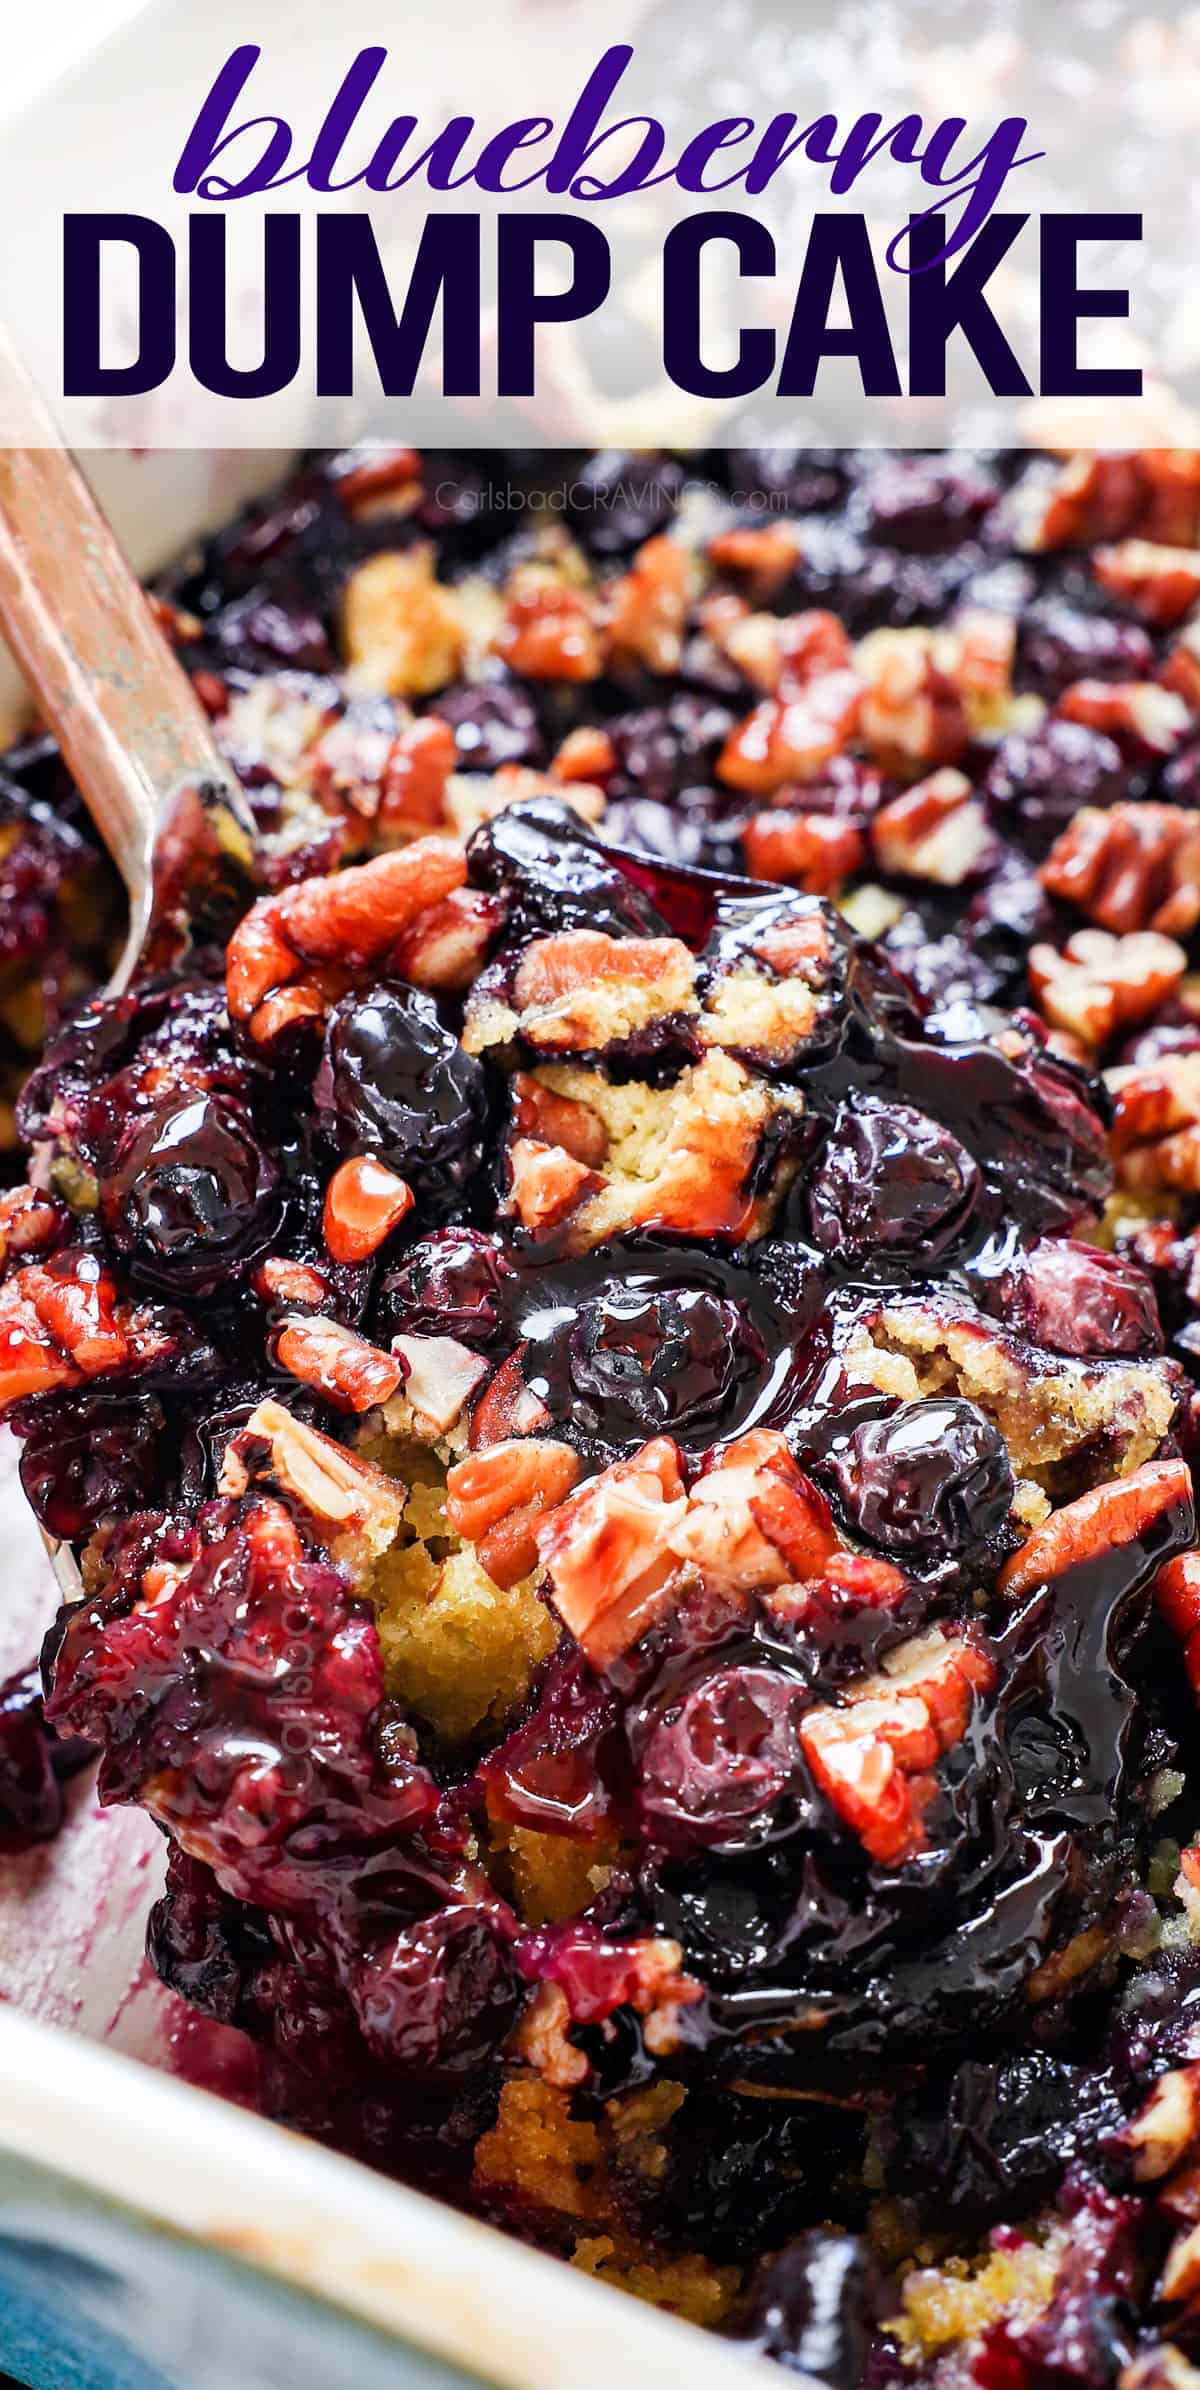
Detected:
left=0, top=332, right=256, bottom=990
left=0, top=337, right=259, bottom=1605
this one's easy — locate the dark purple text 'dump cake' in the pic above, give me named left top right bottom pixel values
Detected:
left=11, top=444, right=1200, bottom=2382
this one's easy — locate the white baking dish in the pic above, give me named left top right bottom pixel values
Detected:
left=0, top=443, right=772, bottom=2390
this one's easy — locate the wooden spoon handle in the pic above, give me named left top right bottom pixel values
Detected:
left=0, top=334, right=240, bottom=903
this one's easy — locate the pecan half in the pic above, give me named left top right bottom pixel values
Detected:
left=996, top=1459, right=1194, bottom=1597
left=1041, top=804, right=1200, bottom=937
left=0, top=1252, right=132, bottom=1408
left=446, top=1437, right=582, bottom=1587
left=1029, top=929, right=1186, bottom=1047
left=1109, top=1054, right=1200, bottom=1190
left=226, top=836, right=467, bottom=1040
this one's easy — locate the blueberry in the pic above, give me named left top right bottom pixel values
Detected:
left=606, top=695, right=734, bottom=803
left=637, top=1663, right=810, bottom=1852
left=863, top=455, right=997, bottom=552
left=732, top=2231, right=881, bottom=2387
left=1020, top=598, right=1154, bottom=697
left=830, top=1397, right=1013, bottom=1565
left=321, top=985, right=488, bottom=1219
left=566, top=449, right=684, bottom=552
left=430, top=677, right=543, bottom=772
left=14, top=1389, right=166, bottom=1538
left=1005, top=1240, right=1162, bottom=1359
left=466, top=799, right=667, bottom=940
left=985, top=720, right=1126, bottom=854
left=566, top=1282, right=767, bottom=1450
left=102, top=1091, right=281, bottom=1292
left=352, top=1908, right=520, bottom=2073
left=376, top=1227, right=513, bottom=1348
left=806, top=1098, right=981, bottom=1259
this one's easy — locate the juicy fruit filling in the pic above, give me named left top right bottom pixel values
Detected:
left=12, top=445, right=1200, bottom=2384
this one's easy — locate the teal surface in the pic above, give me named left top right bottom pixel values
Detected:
left=0, top=2152, right=491, bottom=2390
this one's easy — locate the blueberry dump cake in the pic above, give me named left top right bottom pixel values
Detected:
left=12, top=445, right=1200, bottom=2380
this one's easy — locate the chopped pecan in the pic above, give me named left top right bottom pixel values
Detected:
left=1021, top=450, right=1200, bottom=553
left=1109, top=1054, right=1200, bottom=1190
left=388, top=885, right=503, bottom=993
left=253, top=1256, right=332, bottom=1311
left=605, top=534, right=695, bottom=674
left=219, top=1397, right=404, bottom=1562
left=855, top=628, right=970, bottom=773
left=1163, top=617, right=1200, bottom=709
left=444, top=763, right=605, bottom=844
left=1093, top=539, right=1200, bottom=627
left=513, top=1980, right=589, bottom=2089
left=493, top=566, right=603, bottom=682
left=666, top=1430, right=838, bottom=1595
left=996, top=1459, right=1194, bottom=1597
left=707, top=522, right=803, bottom=595
left=551, top=725, right=616, bottom=783
left=536, top=1437, right=688, bottom=1667
left=1121, top=2348, right=1200, bottom=2390
left=717, top=672, right=863, bottom=793
left=718, top=607, right=852, bottom=696
left=506, top=1138, right=602, bottom=1236
left=376, top=715, right=458, bottom=836
left=1041, top=804, right=1200, bottom=937
left=341, top=546, right=465, bottom=697
left=1121, top=2062, right=1200, bottom=2182
left=1057, top=679, right=1192, bottom=756
left=275, top=1313, right=403, bottom=1412
left=226, top=836, right=467, bottom=1040
left=323, top=1157, right=414, bottom=1264
left=0, top=1185, right=67, bottom=1274
left=386, top=1332, right=490, bottom=1442
left=0, top=1256, right=126, bottom=1406
left=1029, top=928, right=1187, bottom=1047
left=741, top=811, right=866, bottom=894
left=512, top=1074, right=609, bottom=1167
left=331, top=446, right=423, bottom=518
left=1156, top=1551, right=1200, bottom=1694
left=470, top=1349, right=552, bottom=1446
left=446, top=1437, right=582, bottom=1587
left=800, top=1629, right=994, bottom=1865
left=870, top=767, right=994, bottom=886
